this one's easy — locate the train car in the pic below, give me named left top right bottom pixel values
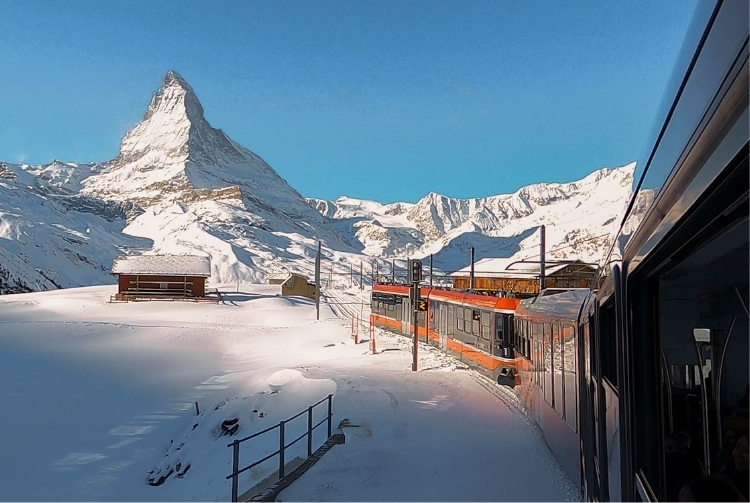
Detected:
left=513, top=289, right=590, bottom=490
left=370, top=284, right=521, bottom=384
left=373, top=2, right=747, bottom=500
left=608, top=0, right=749, bottom=500
left=518, top=2, right=749, bottom=500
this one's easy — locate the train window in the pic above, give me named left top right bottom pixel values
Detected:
left=535, top=322, right=543, bottom=389
left=481, top=312, right=490, bottom=340
left=544, top=323, right=553, bottom=407
left=563, top=323, right=577, bottom=431
left=599, top=300, right=617, bottom=388
left=524, top=320, right=530, bottom=357
left=553, top=323, right=564, bottom=416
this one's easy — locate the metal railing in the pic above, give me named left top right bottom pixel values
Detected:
left=226, top=393, right=334, bottom=502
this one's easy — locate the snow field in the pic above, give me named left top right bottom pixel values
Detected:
left=0, top=284, right=577, bottom=501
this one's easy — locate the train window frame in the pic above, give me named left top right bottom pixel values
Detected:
left=544, top=322, right=553, bottom=407
left=553, top=323, right=564, bottom=417
left=599, top=300, right=618, bottom=389
left=447, top=305, right=454, bottom=336
left=563, top=322, right=577, bottom=432
left=535, top=322, right=543, bottom=389
left=480, top=311, right=490, bottom=340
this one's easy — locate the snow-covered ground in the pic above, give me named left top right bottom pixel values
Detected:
left=0, top=284, right=578, bottom=501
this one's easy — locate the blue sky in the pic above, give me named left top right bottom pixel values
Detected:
left=1, top=0, right=698, bottom=203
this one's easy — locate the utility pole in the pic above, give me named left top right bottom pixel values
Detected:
left=315, top=241, right=321, bottom=320
left=360, top=261, right=363, bottom=290
left=540, top=225, right=546, bottom=293
left=408, top=259, right=422, bottom=372
left=469, top=247, right=475, bottom=291
left=412, top=283, right=419, bottom=371
left=350, top=263, right=353, bottom=288
left=391, top=258, right=395, bottom=284
left=430, top=254, right=433, bottom=287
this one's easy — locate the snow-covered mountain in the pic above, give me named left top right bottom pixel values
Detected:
left=0, top=71, right=635, bottom=294
left=308, top=164, right=635, bottom=272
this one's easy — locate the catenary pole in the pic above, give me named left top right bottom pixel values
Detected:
left=315, top=241, right=321, bottom=320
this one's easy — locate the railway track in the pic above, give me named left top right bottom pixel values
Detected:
left=322, top=289, right=370, bottom=329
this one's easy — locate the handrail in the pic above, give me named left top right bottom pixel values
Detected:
left=226, top=393, right=334, bottom=502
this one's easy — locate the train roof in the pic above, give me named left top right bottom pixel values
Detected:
left=605, top=0, right=748, bottom=276
left=515, top=288, right=590, bottom=322
left=372, top=283, right=520, bottom=311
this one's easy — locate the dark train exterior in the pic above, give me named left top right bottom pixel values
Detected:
left=372, top=1, right=748, bottom=499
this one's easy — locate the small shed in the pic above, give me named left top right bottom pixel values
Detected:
left=112, top=255, right=211, bottom=300
left=269, top=272, right=317, bottom=300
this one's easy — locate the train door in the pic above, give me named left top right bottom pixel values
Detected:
left=580, top=292, right=610, bottom=501
left=494, top=313, right=512, bottom=358
left=401, top=296, right=410, bottom=334
left=580, top=309, right=596, bottom=501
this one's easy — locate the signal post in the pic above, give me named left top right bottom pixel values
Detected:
left=408, top=259, right=422, bottom=371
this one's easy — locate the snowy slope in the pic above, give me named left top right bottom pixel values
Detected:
left=309, top=164, right=635, bottom=271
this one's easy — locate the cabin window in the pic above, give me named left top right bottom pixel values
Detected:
left=160, top=282, right=168, bottom=290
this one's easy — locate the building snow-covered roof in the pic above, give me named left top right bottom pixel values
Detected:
left=112, top=255, right=211, bottom=277
left=450, top=257, right=593, bottom=278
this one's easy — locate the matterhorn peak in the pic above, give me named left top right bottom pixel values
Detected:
left=79, top=70, right=346, bottom=244
left=141, top=70, right=205, bottom=124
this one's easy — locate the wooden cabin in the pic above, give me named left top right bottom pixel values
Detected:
left=269, top=272, right=317, bottom=300
left=451, top=259, right=596, bottom=296
left=112, top=255, right=211, bottom=300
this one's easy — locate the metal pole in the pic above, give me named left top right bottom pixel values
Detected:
left=469, top=247, right=475, bottom=291
left=327, top=394, right=333, bottom=438
left=307, top=406, right=313, bottom=457
left=391, top=258, right=395, bottom=284
left=424, top=293, right=429, bottom=344
left=716, top=317, right=737, bottom=450
left=315, top=241, right=321, bottom=320
left=540, top=225, right=546, bottom=292
left=350, top=263, right=353, bottom=288
left=231, top=439, right=240, bottom=502
left=412, top=283, right=419, bottom=371
left=430, top=254, right=433, bottom=287
left=360, top=261, right=363, bottom=290
left=279, top=420, right=286, bottom=478
left=695, top=342, right=711, bottom=474
left=375, top=261, right=379, bottom=284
